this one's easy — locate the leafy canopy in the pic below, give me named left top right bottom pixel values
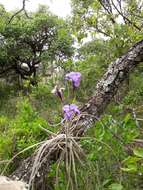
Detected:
left=0, top=5, right=74, bottom=83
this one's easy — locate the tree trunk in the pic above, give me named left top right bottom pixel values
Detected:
left=11, top=40, right=143, bottom=188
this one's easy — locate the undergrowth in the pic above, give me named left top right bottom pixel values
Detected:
left=0, top=82, right=143, bottom=190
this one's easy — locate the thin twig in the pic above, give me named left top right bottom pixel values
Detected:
left=132, top=108, right=140, bottom=127
left=8, top=0, right=31, bottom=24
left=110, top=0, right=141, bottom=31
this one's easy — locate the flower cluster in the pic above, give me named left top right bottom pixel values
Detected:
left=51, top=71, right=81, bottom=121
left=63, top=104, right=80, bottom=120
left=65, top=72, right=81, bottom=88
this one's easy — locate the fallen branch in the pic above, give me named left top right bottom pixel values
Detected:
left=11, top=39, right=143, bottom=188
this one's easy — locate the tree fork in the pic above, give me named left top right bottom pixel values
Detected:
left=11, top=39, right=143, bottom=188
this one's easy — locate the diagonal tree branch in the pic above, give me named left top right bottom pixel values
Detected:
left=11, top=39, right=143, bottom=188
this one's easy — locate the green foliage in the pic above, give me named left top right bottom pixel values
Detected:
left=108, top=183, right=123, bottom=190
left=0, top=97, right=51, bottom=173
left=0, top=5, right=74, bottom=83
left=0, top=81, right=18, bottom=117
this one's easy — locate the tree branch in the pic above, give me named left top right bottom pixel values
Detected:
left=98, top=0, right=116, bottom=24
left=110, top=0, right=141, bottom=31
left=8, top=0, right=31, bottom=24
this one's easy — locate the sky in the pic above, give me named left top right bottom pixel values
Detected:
left=0, top=0, right=71, bottom=17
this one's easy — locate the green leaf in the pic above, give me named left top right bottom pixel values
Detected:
left=121, top=164, right=137, bottom=173
left=108, top=183, right=123, bottom=190
left=124, top=113, right=131, bottom=124
left=133, top=148, right=143, bottom=158
left=103, top=179, right=112, bottom=187
left=122, top=156, right=141, bottom=164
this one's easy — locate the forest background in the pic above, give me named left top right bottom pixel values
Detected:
left=0, top=0, right=143, bottom=189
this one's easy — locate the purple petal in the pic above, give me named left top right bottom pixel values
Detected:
left=63, top=104, right=80, bottom=120
left=65, top=72, right=81, bottom=88
left=70, top=104, right=78, bottom=109
left=63, top=105, right=70, bottom=112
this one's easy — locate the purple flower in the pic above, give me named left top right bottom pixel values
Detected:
left=65, top=72, right=81, bottom=88
left=63, top=104, right=80, bottom=120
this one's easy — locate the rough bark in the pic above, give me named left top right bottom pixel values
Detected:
left=11, top=40, right=143, bottom=188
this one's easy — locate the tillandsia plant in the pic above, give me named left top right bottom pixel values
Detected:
left=50, top=71, right=83, bottom=190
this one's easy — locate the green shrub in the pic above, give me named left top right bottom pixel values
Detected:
left=0, top=98, right=52, bottom=173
